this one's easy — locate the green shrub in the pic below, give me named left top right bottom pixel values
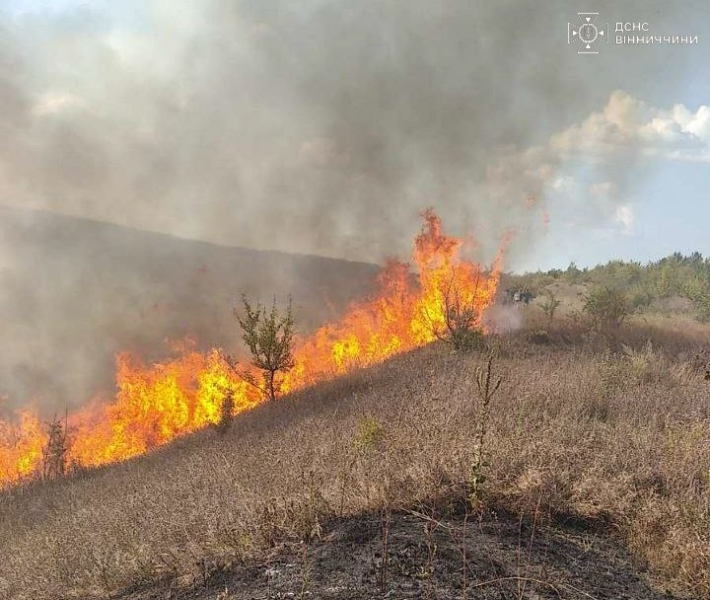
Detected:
left=695, top=294, right=710, bottom=323
left=232, top=294, right=295, bottom=401
left=583, top=286, right=633, bottom=332
left=354, top=416, right=386, bottom=452
left=630, top=289, right=653, bottom=310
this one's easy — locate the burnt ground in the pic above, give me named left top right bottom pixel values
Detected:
left=113, top=507, right=682, bottom=600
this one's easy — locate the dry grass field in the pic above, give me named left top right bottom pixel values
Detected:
left=1, top=315, right=709, bottom=599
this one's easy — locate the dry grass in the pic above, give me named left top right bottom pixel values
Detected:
left=1, top=319, right=709, bottom=599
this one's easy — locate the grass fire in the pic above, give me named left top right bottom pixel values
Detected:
left=3, top=210, right=710, bottom=600
left=0, top=209, right=506, bottom=486
left=2, top=1, right=709, bottom=599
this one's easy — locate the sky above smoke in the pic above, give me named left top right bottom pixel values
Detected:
left=0, top=0, right=708, bottom=270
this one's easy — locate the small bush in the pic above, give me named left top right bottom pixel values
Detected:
left=430, top=277, right=486, bottom=352
left=583, top=286, right=633, bottom=332
left=216, top=392, right=235, bottom=435
left=354, top=416, right=386, bottom=452
left=232, top=294, right=295, bottom=401
left=696, top=294, right=710, bottom=323
left=597, top=341, right=665, bottom=398
left=42, top=414, right=69, bottom=480
left=630, top=290, right=653, bottom=310
left=527, top=329, right=551, bottom=345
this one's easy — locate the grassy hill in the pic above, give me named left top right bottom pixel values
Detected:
left=2, top=315, right=709, bottom=599
left=0, top=208, right=379, bottom=412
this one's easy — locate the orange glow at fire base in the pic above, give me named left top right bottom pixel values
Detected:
left=0, top=209, right=508, bottom=486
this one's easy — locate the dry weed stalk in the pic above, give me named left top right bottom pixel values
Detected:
left=470, top=353, right=502, bottom=511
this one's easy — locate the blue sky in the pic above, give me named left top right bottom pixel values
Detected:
left=0, top=0, right=708, bottom=272
left=525, top=160, right=710, bottom=271
left=523, top=155, right=710, bottom=272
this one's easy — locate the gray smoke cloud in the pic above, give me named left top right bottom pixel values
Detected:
left=0, top=0, right=707, bottom=411
left=1, top=0, right=705, bottom=259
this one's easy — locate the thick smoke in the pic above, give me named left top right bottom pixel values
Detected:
left=0, top=0, right=707, bottom=411
left=1, top=0, right=706, bottom=258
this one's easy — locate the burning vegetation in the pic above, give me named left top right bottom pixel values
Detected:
left=0, top=209, right=507, bottom=486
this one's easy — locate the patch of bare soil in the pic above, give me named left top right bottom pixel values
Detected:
left=114, top=507, right=678, bottom=600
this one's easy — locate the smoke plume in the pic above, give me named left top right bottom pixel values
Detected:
left=0, top=0, right=707, bottom=410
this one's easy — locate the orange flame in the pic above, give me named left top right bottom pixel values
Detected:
left=0, top=209, right=508, bottom=486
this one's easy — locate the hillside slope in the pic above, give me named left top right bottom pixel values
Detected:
left=2, top=321, right=708, bottom=599
left=0, top=208, right=379, bottom=411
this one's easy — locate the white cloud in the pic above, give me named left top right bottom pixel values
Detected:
left=614, top=205, right=634, bottom=234
left=485, top=90, right=708, bottom=251
left=546, top=91, right=710, bottom=162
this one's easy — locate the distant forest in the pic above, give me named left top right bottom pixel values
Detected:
left=511, top=252, right=710, bottom=321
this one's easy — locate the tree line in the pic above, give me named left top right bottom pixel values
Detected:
left=513, top=251, right=710, bottom=322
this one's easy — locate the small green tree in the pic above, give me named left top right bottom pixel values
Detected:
left=583, top=286, right=632, bottom=332
left=430, top=274, right=484, bottom=351
left=235, top=294, right=295, bottom=401
left=42, top=413, right=69, bottom=480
